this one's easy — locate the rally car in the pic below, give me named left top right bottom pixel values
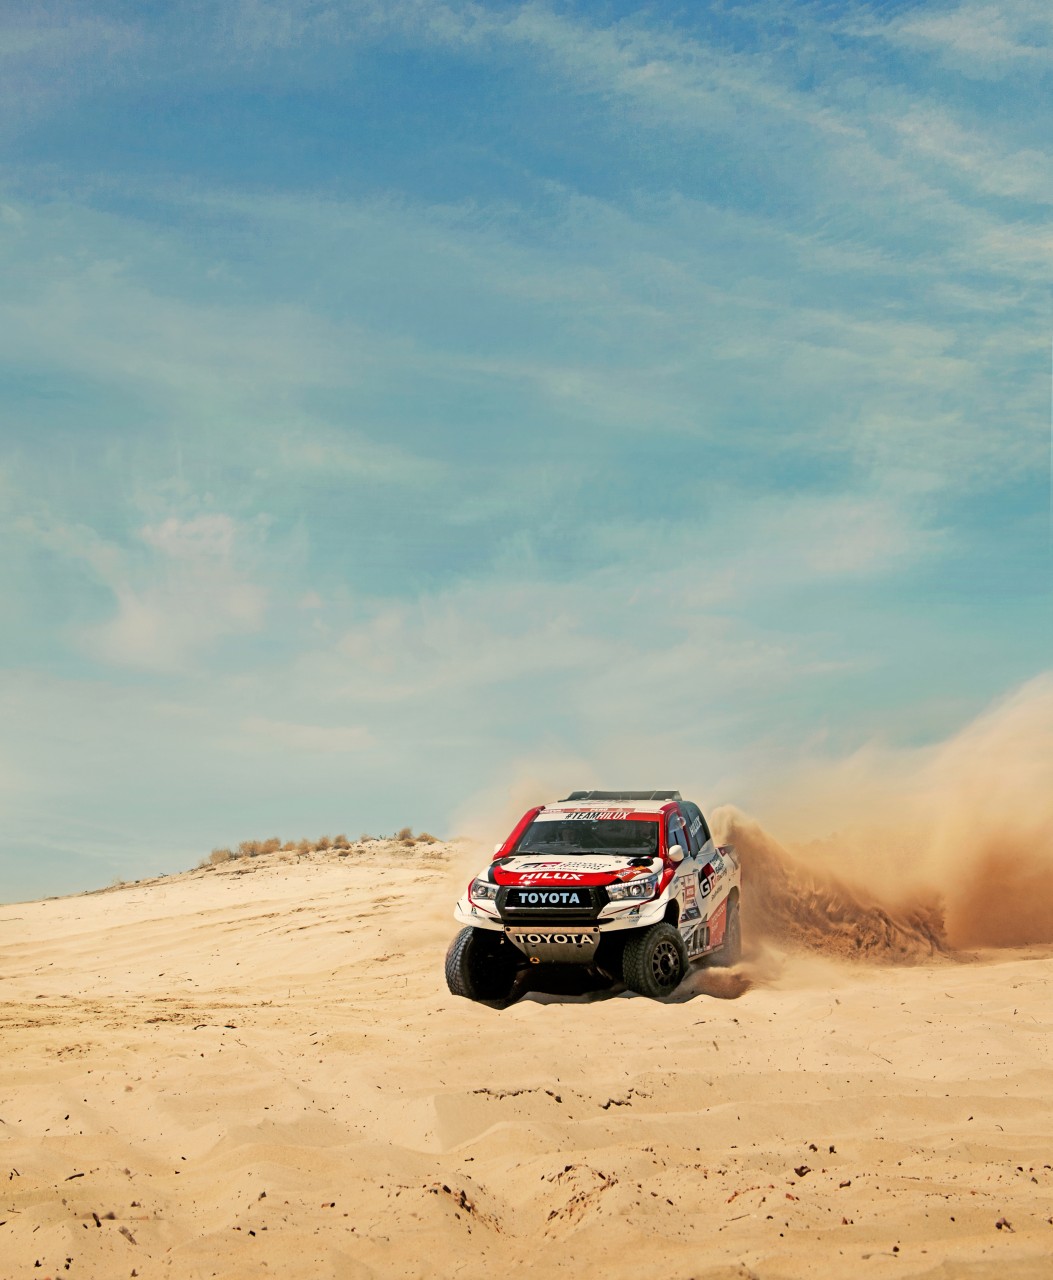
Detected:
left=445, top=790, right=741, bottom=1002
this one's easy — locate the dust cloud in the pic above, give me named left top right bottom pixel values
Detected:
left=713, top=672, right=1053, bottom=958
left=921, top=674, right=1053, bottom=947
left=713, top=806, right=947, bottom=961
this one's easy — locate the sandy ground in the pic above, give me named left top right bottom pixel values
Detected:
left=2, top=840, right=1052, bottom=1280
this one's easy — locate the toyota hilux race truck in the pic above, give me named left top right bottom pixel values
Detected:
left=445, top=790, right=741, bottom=1002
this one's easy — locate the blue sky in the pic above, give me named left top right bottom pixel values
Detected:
left=1, top=0, right=1050, bottom=901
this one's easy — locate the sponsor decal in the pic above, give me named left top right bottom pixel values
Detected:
left=708, top=899, right=727, bottom=947
left=510, top=930, right=594, bottom=947
left=689, top=815, right=703, bottom=837
left=681, top=901, right=701, bottom=922
left=615, top=865, right=652, bottom=881
left=718, top=845, right=739, bottom=868
left=683, top=878, right=697, bottom=903
left=509, top=860, right=621, bottom=879
left=710, top=851, right=726, bottom=875
left=535, top=808, right=634, bottom=821
left=514, top=871, right=584, bottom=884
left=565, top=809, right=633, bottom=821
left=509, top=889, right=585, bottom=906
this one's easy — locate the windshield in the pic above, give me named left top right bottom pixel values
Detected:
left=515, top=817, right=659, bottom=857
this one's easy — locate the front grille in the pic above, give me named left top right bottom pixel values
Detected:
left=497, top=884, right=607, bottom=923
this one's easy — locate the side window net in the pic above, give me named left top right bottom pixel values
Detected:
left=667, top=814, right=690, bottom=855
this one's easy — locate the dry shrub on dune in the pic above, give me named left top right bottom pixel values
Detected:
left=194, top=824, right=441, bottom=875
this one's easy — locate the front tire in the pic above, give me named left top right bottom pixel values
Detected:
left=622, top=923, right=688, bottom=998
left=445, top=927, right=519, bottom=1002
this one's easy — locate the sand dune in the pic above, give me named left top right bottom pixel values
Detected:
left=2, top=838, right=1052, bottom=1280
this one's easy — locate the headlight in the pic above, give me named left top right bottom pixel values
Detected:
left=607, top=873, right=659, bottom=901
left=469, top=877, right=498, bottom=901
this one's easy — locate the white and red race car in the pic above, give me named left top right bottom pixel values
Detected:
left=445, top=790, right=741, bottom=1002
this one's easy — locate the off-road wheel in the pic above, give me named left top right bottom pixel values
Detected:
left=706, top=894, right=741, bottom=967
left=622, top=922, right=688, bottom=998
left=445, top=927, right=520, bottom=1002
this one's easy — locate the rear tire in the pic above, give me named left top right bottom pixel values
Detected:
left=445, top=927, right=519, bottom=1002
left=622, top=923, right=688, bottom=998
left=706, top=895, right=741, bottom=967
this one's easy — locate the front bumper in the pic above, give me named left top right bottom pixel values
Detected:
left=504, top=925, right=601, bottom=963
left=454, top=890, right=668, bottom=940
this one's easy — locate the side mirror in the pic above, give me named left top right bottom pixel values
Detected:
left=667, top=844, right=685, bottom=864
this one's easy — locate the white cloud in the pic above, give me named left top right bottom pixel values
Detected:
left=223, top=0, right=323, bottom=53
left=598, top=489, right=945, bottom=597
left=12, top=508, right=270, bottom=672
left=239, top=715, right=373, bottom=751
left=891, top=106, right=1053, bottom=204
left=276, top=421, right=446, bottom=485
left=359, top=0, right=857, bottom=137
left=0, top=9, right=142, bottom=135
left=307, top=482, right=935, bottom=729
left=141, top=513, right=238, bottom=559
left=87, top=516, right=268, bottom=671
left=4, top=128, right=1043, bottom=516
left=89, top=577, right=267, bottom=672
left=0, top=10, right=137, bottom=60
left=872, top=0, right=1053, bottom=73
left=170, top=176, right=1045, bottom=491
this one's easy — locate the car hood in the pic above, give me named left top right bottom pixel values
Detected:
left=490, top=854, right=660, bottom=887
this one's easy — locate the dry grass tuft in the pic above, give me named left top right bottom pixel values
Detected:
left=192, top=824, right=443, bottom=874
left=231, top=837, right=283, bottom=859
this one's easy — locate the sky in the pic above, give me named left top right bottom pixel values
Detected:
left=1, top=0, right=1050, bottom=902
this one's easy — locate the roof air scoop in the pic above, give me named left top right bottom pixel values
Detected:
left=561, top=790, right=682, bottom=802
